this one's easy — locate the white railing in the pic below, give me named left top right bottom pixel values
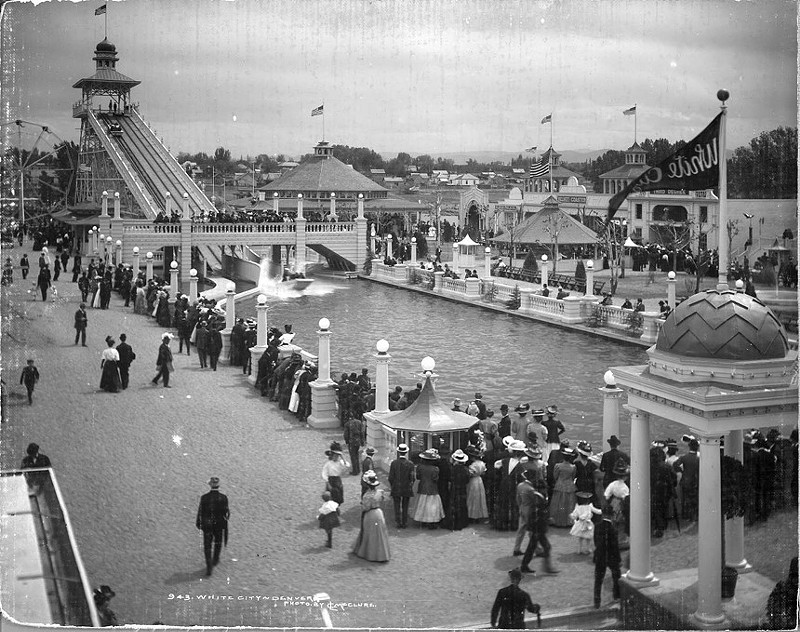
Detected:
left=441, top=277, right=467, bottom=293
left=526, top=294, right=565, bottom=316
left=123, top=223, right=182, bottom=234
left=596, top=305, right=630, bottom=329
left=192, top=222, right=296, bottom=234
left=305, top=221, right=355, bottom=233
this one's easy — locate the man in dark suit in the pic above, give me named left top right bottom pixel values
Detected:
left=74, top=303, right=88, bottom=346
left=207, top=323, right=223, bottom=371
left=673, top=438, right=700, bottom=521
left=600, top=435, right=630, bottom=489
left=116, top=333, right=136, bottom=390
left=388, top=443, right=415, bottom=528
left=593, top=503, right=622, bottom=608
left=152, top=333, right=174, bottom=388
left=195, top=321, right=209, bottom=369
left=196, top=476, right=230, bottom=576
left=343, top=416, right=365, bottom=475
left=490, top=568, right=539, bottom=629
left=497, top=404, right=512, bottom=439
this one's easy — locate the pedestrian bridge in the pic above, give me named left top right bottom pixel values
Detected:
left=85, top=105, right=368, bottom=278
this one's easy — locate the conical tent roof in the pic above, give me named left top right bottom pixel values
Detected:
left=456, top=234, right=481, bottom=247
left=378, top=377, right=477, bottom=432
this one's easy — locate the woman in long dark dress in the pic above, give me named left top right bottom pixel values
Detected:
left=574, top=441, right=598, bottom=506
left=99, top=336, right=122, bottom=393
left=447, top=449, right=470, bottom=531
left=492, top=439, right=527, bottom=531
left=156, top=291, right=171, bottom=327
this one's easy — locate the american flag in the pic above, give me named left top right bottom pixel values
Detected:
left=311, top=105, right=324, bottom=117
left=529, top=157, right=549, bottom=178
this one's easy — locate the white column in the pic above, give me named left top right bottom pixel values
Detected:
left=541, top=255, right=549, bottom=289
left=410, top=237, right=417, bottom=265
left=724, top=429, right=751, bottom=573
left=374, top=340, right=391, bottom=414
left=357, top=193, right=365, bottom=219
left=296, top=193, right=304, bottom=220
left=624, top=407, right=658, bottom=586
left=132, top=247, right=140, bottom=275
left=113, top=192, right=121, bottom=219
left=484, top=246, right=491, bottom=278
left=248, top=294, right=269, bottom=385
left=145, top=252, right=154, bottom=283
left=189, top=269, right=198, bottom=304
left=169, top=261, right=179, bottom=299
left=92, top=226, right=99, bottom=254
left=100, top=191, right=109, bottom=217
left=667, top=271, right=676, bottom=310
left=309, top=318, right=338, bottom=428
left=115, top=240, right=122, bottom=265
left=273, top=192, right=279, bottom=215
left=585, top=260, right=595, bottom=296
left=165, top=191, right=172, bottom=217
left=600, top=371, right=623, bottom=442
left=386, top=234, right=393, bottom=260
left=225, top=288, right=236, bottom=329
left=694, top=435, right=725, bottom=626
left=329, top=192, right=336, bottom=218
left=182, top=192, right=191, bottom=220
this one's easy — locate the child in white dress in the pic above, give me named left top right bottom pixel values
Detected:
left=569, top=491, right=602, bottom=554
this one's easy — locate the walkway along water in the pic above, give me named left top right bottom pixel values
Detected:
left=1, top=246, right=794, bottom=628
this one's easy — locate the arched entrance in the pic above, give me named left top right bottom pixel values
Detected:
left=466, top=202, right=481, bottom=240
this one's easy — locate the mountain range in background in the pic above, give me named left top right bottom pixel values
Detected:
left=371, top=147, right=736, bottom=166
left=375, top=149, right=612, bottom=165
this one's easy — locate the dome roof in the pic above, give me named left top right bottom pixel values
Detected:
left=656, top=289, right=789, bottom=360
left=96, top=38, right=116, bottom=52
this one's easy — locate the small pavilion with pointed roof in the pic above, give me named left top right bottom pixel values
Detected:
left=599, top=142, right=649, bottom=195
left=364, top=361, right=477, bottom=471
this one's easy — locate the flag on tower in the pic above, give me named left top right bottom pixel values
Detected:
left=541, top=114, right=552, bottom=124
left=607, top=112, right=722, bottom=222
left=525, top=146, right=537, bottom=153
left=529, top=157, right=550, bottom=178
left=311, top=105, right=324, bottom=117
left=623, top=105, right=636, bottom=116
left=95, top=4, right=107, bottom=15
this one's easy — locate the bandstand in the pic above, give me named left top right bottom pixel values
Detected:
left=611, top=288, right=798, bottom=628
left=364, top=354, right=477, bottom=472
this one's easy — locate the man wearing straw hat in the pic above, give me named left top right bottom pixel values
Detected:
left=388, top=443, right=415, bottom=529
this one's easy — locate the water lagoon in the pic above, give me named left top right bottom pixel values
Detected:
left=239, top=276, right=688, bottom=446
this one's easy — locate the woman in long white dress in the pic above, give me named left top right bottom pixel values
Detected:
left=465, top=447, right=489, bottom=522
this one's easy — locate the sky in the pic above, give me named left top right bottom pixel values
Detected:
left=1, top=0, right=797, bottom=161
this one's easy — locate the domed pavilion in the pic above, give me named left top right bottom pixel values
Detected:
left=610, top=288, right=797, bottom=628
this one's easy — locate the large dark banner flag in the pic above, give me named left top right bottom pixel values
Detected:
left=607, top=112, right=723, bottom=222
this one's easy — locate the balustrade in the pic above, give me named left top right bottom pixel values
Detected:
left=526, top=294, right=565, bottom=316
left=441, top=277, right=467, bottom=294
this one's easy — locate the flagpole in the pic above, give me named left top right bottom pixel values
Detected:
left=634, top=103, right=637, bottom=144
left=105, top=4, right=108, bottom=39
left=716, top=89, right=729, bottom=289
left=549, top=114, right=554, bottom=194
left=322, top=102, right=325, bottom=142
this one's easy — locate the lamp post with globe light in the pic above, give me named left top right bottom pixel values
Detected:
left=247, top=294, right=269, bottom=386
left=374, top=339, right=391, bottom=414
left=145, top=251, right=153, bottom=283
left=599, top=370, right=623, bottom=442
left=308, top=317, right=339, bottom=429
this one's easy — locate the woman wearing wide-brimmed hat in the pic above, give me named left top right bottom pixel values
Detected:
left=465, top=445, right=489, bottom=522
left=492, top=439, right=528, bottom=531
left=445, top=449, right=470, bottom=531
left=353, top=470, right=390, bottom=562
left=413, top=449, right=445, bottom=528
left=574, top=440, right=598, bottom=507
left=322, top=441, right=349, bottom=504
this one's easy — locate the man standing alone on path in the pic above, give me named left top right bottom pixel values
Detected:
left=116, top=334, right=136, bottom=390
left=152, top=333, right=174, bottom=388
left=19, top=254, right=29, bottom=280
left=490, top=568, right=539, bottom=629
left=388, top=443, right=415, bottom=529
left=74, top=303, right=88, bottom=346
left=196, top=476, right=229, bottom=576
left=343, top=415, right=365, bottom=475
left=19, top=359, right=40, bottom=405
left=36, top=265, right=51, bottom=301
left=195, top=322, right=209, bottom=369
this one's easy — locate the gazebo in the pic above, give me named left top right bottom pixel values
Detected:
left=364, top=358, right=478, bottom=472
left=611, top=289, right=797, bottom=628
left=454, top=234, right=481, bottom=270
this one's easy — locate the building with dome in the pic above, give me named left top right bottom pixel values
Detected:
left=610, top=288, right=797, bottom=628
